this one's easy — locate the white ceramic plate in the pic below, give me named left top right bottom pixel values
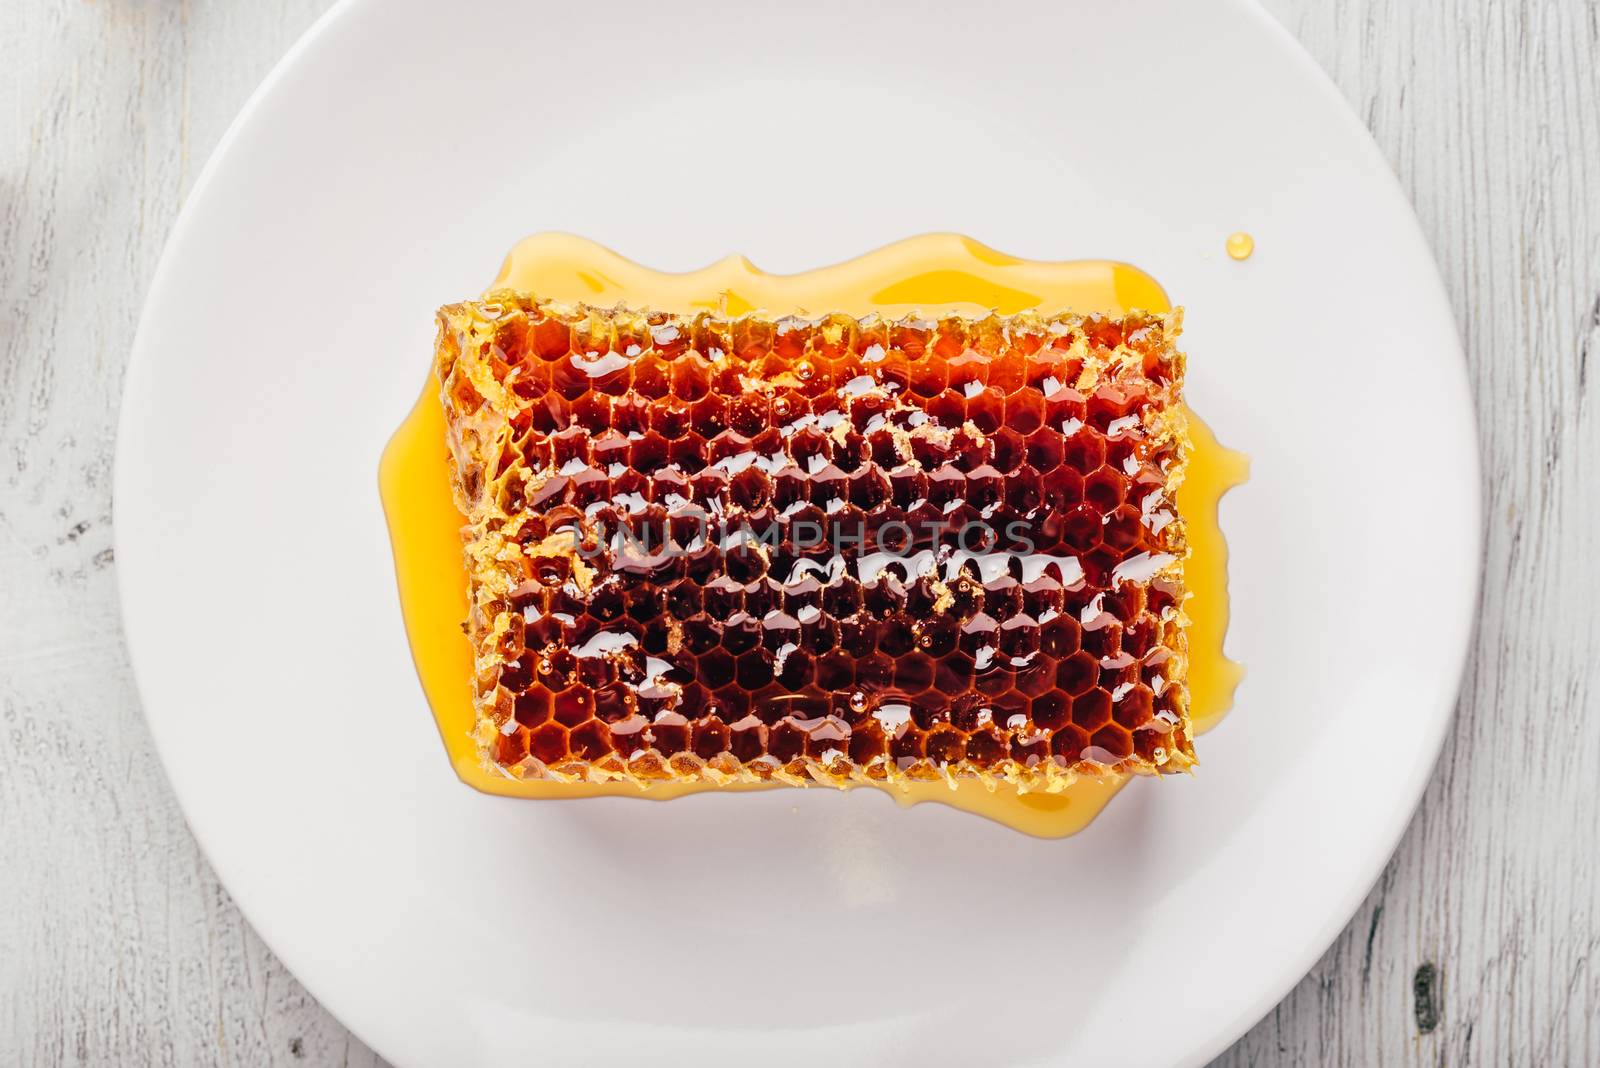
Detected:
left=116, top=1, right=1478, bottom=1064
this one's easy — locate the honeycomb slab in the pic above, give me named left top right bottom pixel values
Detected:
left=434, top=294, right=1195, bottom=792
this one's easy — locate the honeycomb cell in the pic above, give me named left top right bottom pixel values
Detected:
left=998, top=616, right=1040, bottom=658
left=1082, top=545, right=1124, bottom=589
left=1020, top=577, right=1063, bottom=618
left=838, top=616, right=876, bottom=657
left=759, top=610, right=801, bottom=652
left=927, top=389, right=966, bottom=429
left=964, top=729, right=1006, bottom=765
left=690, top=394, right=730, bottom=438
left=848, top=721, right=887, bottom=763
left=649, top=714, right=690, bottom=755
left=768, top=719, right=806, bottom=762
left=1051, top=725, right=1090, bottom=761
left=925, top=728, right=965, bottom=764
left=776, top=649, right=815, bottom=689
left=1005, top=389, right=1046, bottom=434
left=1013, top=658, right=1057, bottom=697
left=513, top=688, right=552, bottom=728
left=716, top=687, right=752, bottom=722
left=965, top=466, right=1004, bottom=512
left=691, top=717, right=730, bottom=760
left=868, top=428, right=904, bottom=470
left=789, top=425, right=830, bottom=469
left=1083, top=620, right=1123, bottom=659
left=982, top=582, right=1023, bottom=623
left=631, top=352, right=671, bottom=398
left=1087, top=384, right=1141, bottom=432
left=1103, top=505, right=1144, bottom=552
left=1073, top=689, right=1113, bottom=730
left=893, top=651, right=937, bottom=693
left=607, top=712, right=648, bottom=755
left=630, top=430, right=671, bottom=474
left=530, top=317, right=571, bottom=361
left=735, top=650, right=773, bottom=692
left=908, top=353, right=947, bottom=397
left=1084, top=467, right=1127, bottom=511
left=552, top=686, right=593, bottom=728
left=1089, top=725, right=1134, bottom=761
left=974, top=665, right=1013, bottom=698
left=1040, top=466, right=1082, bottom=511
left=589, top=359, right=632, bottom=399
left=989, top=427, right=1027, bottom=475
left=944, top=695, right=982, bottom=731
left=934, top=650, right=977, bottom=695
left=664, top=580, right=702, bottom=620
left=856, top=652, right=895, bottom=691
left=550, top=357, right=593, bottom=402
left=958, top=614, right=999, bottom=659
left=890, top=725, right=926, bottom=764
left=803, top=647, right=849, bottom=691
left=1031, top=691, right=1071, bottom=731
left=595, top=684, right=630, bottom=725
left=1057, top=651, right=1100, bottom=695
left=570, top=720, right=614, bottom=761
left=668, top=434, right=708, bottom=475
left=1010, top=730, right=1050, bottom=767
left=495, top=728, right=530, bottom=766
left=698, top=649, right=735, bottom=688
left=529, top=722, right=569, bottom=764
left=1062, top=429, right=1107, bottom=473
left=876, top=617, right=915, bottom=658
left=967, top=389, right=1005, bottom=434
left=907, top=697, right=945, bottom=730
left=671, top=354, right=713, bottom=401
left=572, top=394, right=612, bottom=435
left=1060, top=504, right=1103, bottom=552
left=849, top=468, right=890, bottom=510
left=1004, top=468, right=1044, bottom=516
left=436, top=296, right=1193, bottom=788
left=1114, top=684, right=1157, bottom=730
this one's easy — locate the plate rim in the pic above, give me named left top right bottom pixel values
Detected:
left=112, top=1, right=1482, bottom=1064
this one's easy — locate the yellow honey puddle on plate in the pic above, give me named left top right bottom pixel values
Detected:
left=380, top=233, right=1247, bottom=837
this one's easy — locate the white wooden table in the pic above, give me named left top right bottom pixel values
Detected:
left=3, top=1, right=1596, bottom=1064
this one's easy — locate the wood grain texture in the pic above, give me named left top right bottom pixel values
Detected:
left=1218, top=2, right=1600, bottom=1064
left=1, top=3, right=381, bottom=1065
left=0, top=1, right=1594, bottom=1065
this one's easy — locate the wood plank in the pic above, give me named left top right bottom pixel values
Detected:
left=2, top=1, right=1594, bottom=1064
left=1218, top=0, right=1600, bottom=1064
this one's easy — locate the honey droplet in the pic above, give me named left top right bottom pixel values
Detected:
left=1225, top=232, right=1255, bottom=261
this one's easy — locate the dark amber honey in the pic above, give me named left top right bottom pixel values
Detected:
left=382, top=234, right=1245, bottom=835
left=440, top=289, right=1193, bottom=789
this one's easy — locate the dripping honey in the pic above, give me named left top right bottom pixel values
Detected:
left=380, top=233, right=1246, bottom=837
